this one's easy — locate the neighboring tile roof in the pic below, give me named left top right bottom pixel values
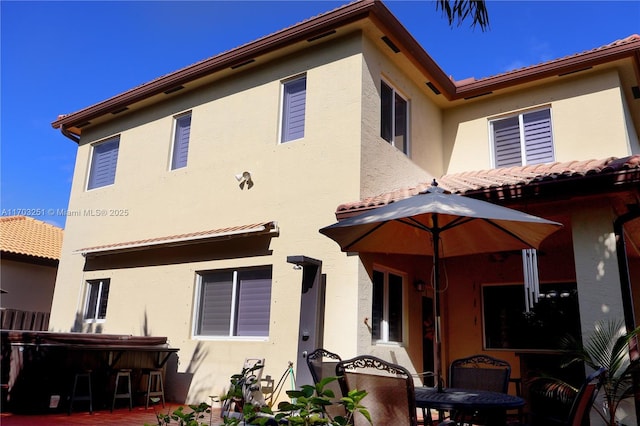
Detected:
left=461, top=34, right=640, bottom=85
left=0, top=216, right=64, bottom=260
left=336, top=155, right=640, bottom=214
left=77, top=221, right=279, bottom=256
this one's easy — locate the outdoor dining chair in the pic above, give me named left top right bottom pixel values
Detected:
left=306, top=348, right=345, bottom=418
left=449, top=354, right=511, bottom=393
left=448, top=354, right=511, bottom=425
left=533, top=367, right=607, bottom=426
left=336, top=355, right=418, bottom=426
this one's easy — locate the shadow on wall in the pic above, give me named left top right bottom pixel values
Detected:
left=71, top=311, right=103, bottom=334
left=165, top=341, right=209, bottom=403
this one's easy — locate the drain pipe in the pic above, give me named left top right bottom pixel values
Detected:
left=613, top=206, right=639, bottom=423
left=60, top=126, right=80, bottom=143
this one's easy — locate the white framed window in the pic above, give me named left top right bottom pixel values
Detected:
left=171, top=112, right=192, bottom=170
left=194, top=266, right=272, bottom=338
left=84, top=279, right=110, bottom=322
left=490, top=108, right=554, bottom=168
left=381, top=80, right=409, bottom=155
left=87, top=136, right=120, bottom=190
left=280, top=75, right=307, bottom=143
left=371, top=267, right=405, bottom=343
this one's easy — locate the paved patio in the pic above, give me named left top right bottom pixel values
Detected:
left=0, top=404, right=226, bottom=426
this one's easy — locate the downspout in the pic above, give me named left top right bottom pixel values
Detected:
left=614, top=207, right=639, bottom=332
left=613, top=206, right=640, bottom=423
left=60, top=125, right=80, bottom=144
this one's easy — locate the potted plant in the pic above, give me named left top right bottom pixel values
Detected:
left=220, top=376, right=369, bottom=426
left=532, top=319, right=639, bottom=425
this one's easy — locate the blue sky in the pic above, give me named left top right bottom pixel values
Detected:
left=2, top=0, right=639, bottom=228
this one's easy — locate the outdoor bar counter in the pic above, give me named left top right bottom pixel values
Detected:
left=1, top=330, right=179, bottom=413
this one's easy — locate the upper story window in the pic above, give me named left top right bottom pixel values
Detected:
left=280, top=75, right=307, bottom=143
left=195, top=266, right=272, bottom=338
left=372, top=267, right=404, bottom=344
left=491, top=108, right=554, bottom=168
left=87, top=136, right=120, bottom=190
left=381, top=80, right=409, bottom=155
left=84, top=279, right=110, bottom=322
left=171, top=112, right=192, bottom=170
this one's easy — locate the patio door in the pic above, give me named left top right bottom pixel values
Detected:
left=422, top=296, right=435, bottom=387
left=287, top=256, right=325, bottom=387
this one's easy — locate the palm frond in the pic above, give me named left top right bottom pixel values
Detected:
left=436, top=0, right=490, bottom=31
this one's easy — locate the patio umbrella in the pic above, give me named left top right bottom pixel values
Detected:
left=319, top=180, right=562, bottom=391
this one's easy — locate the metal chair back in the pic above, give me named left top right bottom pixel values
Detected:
left=567, top=367, right=606, bottom=426
left=306, top=348, right=344, bottom=418
left=449, top=354, right=511, bottom=393
left=336, top=355, right=417, bottom=426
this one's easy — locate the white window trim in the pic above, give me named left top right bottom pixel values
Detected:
left=168, top=111, right=192, bottom=171
left=278, top=74, right=307, bottom=144
left=489, top=106, right=555, bottom=168
left=85, top=136, right=119, bottom=191
left=191, top=267, right=271, bottom=341
left=372, top=264, right=407, bottom=345
left=381, top=79, right=411, bottom=156
left=83, top=279, right=109, bottom=323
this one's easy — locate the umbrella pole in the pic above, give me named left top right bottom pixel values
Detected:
left=432, top=219, right=443, bottom=393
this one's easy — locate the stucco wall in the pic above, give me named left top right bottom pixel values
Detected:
left=50, top=34, right=368, bottom=403
left=1, top=259, right=56, bottom=313
left=443, top=70, right=635, bottom=174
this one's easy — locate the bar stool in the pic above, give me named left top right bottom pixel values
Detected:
left=69, top=370, right=93, bottom=415
left=142, top=368, right=165, bottom=408
left=111, top=369, right=133, bottom=412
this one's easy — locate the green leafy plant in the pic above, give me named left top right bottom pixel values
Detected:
left=219, top=376, right=369, bottom=426
left=146, top=401, right=211, bottom=426
left=532, top=319, right=639, bottom=425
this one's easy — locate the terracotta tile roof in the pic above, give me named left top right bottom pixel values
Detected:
left=336, top=155, right=640, bottom=214
left=460, top=34, right=640, bottom=85
left=0, top=216, right=64, bottom=260
left=77, top=221, right=278, bottom=256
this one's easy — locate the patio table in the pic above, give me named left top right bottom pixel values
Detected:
left=414, top=387, right=525, bottom=426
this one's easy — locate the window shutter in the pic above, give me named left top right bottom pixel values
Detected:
left=172, top=114, right=191, bottom=169
left=281, top=77, right=306, bottom=142
left=198, top=274, right=233, bottom=336
left=523, top=109, right=554, bottom=165
left=88, top=137, right=120, bottom=189
left=236, top=275, right=271, bottom=336
left=493, top=117, right=522, bottom=168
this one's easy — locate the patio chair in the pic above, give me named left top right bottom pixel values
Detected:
left=533, top=367, right=607, bottom=426
left=448, top=354, right=511, bottom=425
left=306, top=348, right=345, bottom=418
left=449, top=354, right=511, bottom=393
left=336, top=355, right=418, bottom=426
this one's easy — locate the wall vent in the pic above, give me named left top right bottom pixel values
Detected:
left=381, top=36, right=400, bottom=53
left=307, top=30, right=336, bottom=42
left=558, top=67, right=592, bottom=77
left=164, top=86, right=184, bottom=95
left=111, top=107, right=129, bottom=115
left=230, top=59, right=255, bottom=69
left=426, top=82, right=441, bottom=95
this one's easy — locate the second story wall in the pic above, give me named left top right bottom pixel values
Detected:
left=443, top=69, right=639, bottom=174
left=359, top=34, right=439, bottom=196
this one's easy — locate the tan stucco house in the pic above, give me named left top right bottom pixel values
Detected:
left=49, top=0, right=639, bottom=422
left=1, top=216, right=64, bottom=331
